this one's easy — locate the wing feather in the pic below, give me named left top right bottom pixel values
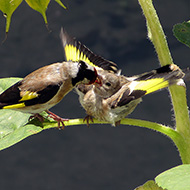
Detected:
left=0, top=80, right=62, bottom=109
left=60, top=28, right=119, bottom=73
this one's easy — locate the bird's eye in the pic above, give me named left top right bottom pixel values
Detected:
left=105, top=82, right=111, bottom=87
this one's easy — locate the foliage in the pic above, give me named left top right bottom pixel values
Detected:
left=155, top=165, right=190, bottom=190
left=0, top=0, right=190, bottom=189
left=173, top=21, right=190, bottom=48
left=136, top=165, right=190, bottom=190
left=0, top=0, right=66, bottom=38
left=135, top=180, right=165, bottom=190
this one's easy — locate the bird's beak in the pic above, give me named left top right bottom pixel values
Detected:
left=88, top=68, right=102, bottom=86
left=94, top=74, right=103, bottom=86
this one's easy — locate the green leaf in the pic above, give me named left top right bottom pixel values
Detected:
left=173, top=22, right=190, bottom=48
left=0, top=116, right=55, bottom=151
left=155, top=165, right=190, bottom=190
left=135, top=180, right=165, bottom=190
left=0, top=0, right=23, bottom=34
left=54, top=0, right=67, bottom=9
left=25, top=0, right=50, bottom=26
left=0, top=78, right=62, bottom=150
left=0, top=77, right=63, bottom=150
left=0, top=78, right=30, bottom=149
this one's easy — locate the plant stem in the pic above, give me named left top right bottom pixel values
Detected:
left=43, top=117, right=188, bottom=162
left=138, top=0, right=173, bottom=67
left=138, top=0, right=190, bottom=163
left=44, top=117, right=179, bottom=140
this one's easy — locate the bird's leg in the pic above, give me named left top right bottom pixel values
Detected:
left=114, top=120, right=121, bottom=126
left=29, top=113, right=44, bottom=123
left=83, top=115, right=94, bottom=128
left=46, top=110, right=69, bottom=130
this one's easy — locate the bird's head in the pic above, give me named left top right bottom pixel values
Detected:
left=94, top=72, right=122, bottom=98
left=71, top=61, right=102, bottom=86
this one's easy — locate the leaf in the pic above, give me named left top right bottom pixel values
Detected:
left=25, top=0, right=50, bottom=27
left=173, top=22, right=190, bottom=48
left=135, top=180, right=165, bottom=190
left=0, top=77, right=57, bottom=150
left=0, top=116, right=56, bottom=151
left=0, top=0, right=23, bottom=34
left=54, top=0, right=67, bottom=9
left=155, top=164, right=190, bottom=190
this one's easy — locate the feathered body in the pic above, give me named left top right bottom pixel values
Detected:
left=0, top=60, right=99, bottom=128
left=76, top=64, right=185, bottom=126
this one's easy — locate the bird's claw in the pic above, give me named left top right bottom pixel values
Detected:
left=29, top=113, right=45, bottom=126
left=46, top=110, right=69, bottom=130
left=114, top=120, right=121, bottom=127
left=83, top=115, right=94, bottom=127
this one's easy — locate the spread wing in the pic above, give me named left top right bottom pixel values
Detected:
left=60, top=28, right=119, bottom=74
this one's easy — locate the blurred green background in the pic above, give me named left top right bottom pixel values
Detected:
left=0, top=0, right=190, bottom=189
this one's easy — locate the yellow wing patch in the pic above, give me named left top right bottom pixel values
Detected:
left=19, top=91, right=38, bottom=102
left=64, top=44, right=101, bottom=69
left=134, top=78, right=169, bottom=95
left=3, top=103, right=25, bottom=109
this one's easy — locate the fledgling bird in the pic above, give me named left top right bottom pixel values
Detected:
left=60, top=29, right=188, bottom=126
left=76, top=64, right=186, bottom=126
left=0, top=60, right=100, bottom=129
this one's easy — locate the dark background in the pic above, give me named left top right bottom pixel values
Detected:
left=0, top=0, right=190, bottom=189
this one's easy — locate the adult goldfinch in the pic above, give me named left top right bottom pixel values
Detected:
left=76, top=64, right=186, bottom=126
left=60, top=30, right=187, bottom=126
left=0, top=60, right=100, bottom=128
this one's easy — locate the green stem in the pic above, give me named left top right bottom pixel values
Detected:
left=138, top=0, right=190, bottom=163
left=43, top=117, right=188, bottom=162
left=44, top=118, right=178, bottom=139
left=138, top=0, right=173, bottom=67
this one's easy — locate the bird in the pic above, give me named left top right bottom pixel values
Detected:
left=60, top=29, right=188, bottom=126
left=0, top=59, right=101, bottom=129
left=76, top=64, right=186, bottom=126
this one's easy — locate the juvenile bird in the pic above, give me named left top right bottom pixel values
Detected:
left=0, top=60, right=100, bottom=129
left=61, top=29, right=188, bottom=126
left=76, top=64, right=186, bottom=126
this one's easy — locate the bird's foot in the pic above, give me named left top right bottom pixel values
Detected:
left=83, top=115, right=94, bottom=127
left=46, top=110, right=69, bottom=130
left=29, top=113, right=44, bottom=123
left=114, top=120, right=121, bottom=127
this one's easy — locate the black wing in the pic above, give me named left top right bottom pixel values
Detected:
left=60, top=28, right=119, bottom=74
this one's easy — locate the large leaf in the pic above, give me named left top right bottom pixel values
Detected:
left=0, top=115, right=57, bottom=151
left=173, top=22, right=190, bottom=48
left=0, top=0, right=23, bottom=34
left=155, top=164, right=190, bottom=190
left=0, top=78, right=58, bottom=150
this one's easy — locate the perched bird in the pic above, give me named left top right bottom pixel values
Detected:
left=61, top=29, right=188, bottom=126
left=76, top=64, right=186, bottom=126
left=0, top=60, right=101, bottom=129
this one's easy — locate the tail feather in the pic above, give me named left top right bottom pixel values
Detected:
left=132, top=64, right=185, bottom=95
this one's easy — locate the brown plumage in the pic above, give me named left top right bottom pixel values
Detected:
left=0, top=61, right=100, bottom=128
left=76, top=64, right=186, bottom=126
